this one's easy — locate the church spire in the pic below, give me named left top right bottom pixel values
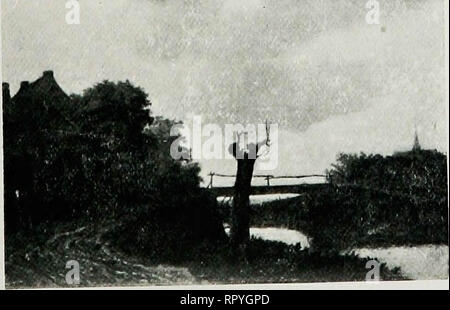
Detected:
left=413, top=129, right=421, bottom=151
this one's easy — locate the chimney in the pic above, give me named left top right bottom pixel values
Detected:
left=43, top=70, right=54, bottom=78
left=2, top=82, right=11, bottom=102
left=15, top=81, right=31, bottom=97
left=20, top=81, right=30, bottom=90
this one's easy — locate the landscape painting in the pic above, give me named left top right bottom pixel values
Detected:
left=1, top=0, right=448, bottom=288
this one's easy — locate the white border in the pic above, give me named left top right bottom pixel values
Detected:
left=0, top=0, right=448, bottom=291
left=12, top=280, right=449, bottom=291
left=0, top=0, right=6, bottom=291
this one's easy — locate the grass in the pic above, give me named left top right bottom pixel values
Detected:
left=5, top=221, right=406, bottom=288
left=187, top=238, right=405, bottom=284
left=11, top=180, right=445, bottom=288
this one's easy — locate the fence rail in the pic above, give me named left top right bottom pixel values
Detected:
left=207, top=172, right=327, bottom=188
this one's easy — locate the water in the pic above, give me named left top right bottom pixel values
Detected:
left=217, top=193, right=301, bottom=205
left=224, top=225, right=309, bottom=249
left=350, top=245, right=449, bottom=280
left=240, top=226, right=449, bottom=280
left=222, top=193, right=449, bottom=280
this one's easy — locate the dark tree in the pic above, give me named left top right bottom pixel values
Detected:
left=228, top=123, right=271, bottom=253
left=3, top=72, right=225, bottom=260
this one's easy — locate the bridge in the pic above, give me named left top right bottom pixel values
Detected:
left=204, top=172, right=330, bottom=197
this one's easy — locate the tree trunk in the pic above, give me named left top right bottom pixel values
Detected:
left=230, top=158, right=256, bottom=249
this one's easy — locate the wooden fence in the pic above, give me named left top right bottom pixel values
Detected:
left=206, top=172, right=327, bottom=188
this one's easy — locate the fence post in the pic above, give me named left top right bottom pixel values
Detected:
left=209, top=172, right=215, bottom=188
left=265, top=176, right=270, bottom=186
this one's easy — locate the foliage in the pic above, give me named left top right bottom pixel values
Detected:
left=244, top=151, right=448, bottom=252
left=327, top=150, right=447, bottom=200
left=186, top=238, right=404, bottom=284
left=3, top=75, right=225, bottom=258
left=299, top=185, right=447, bottom=252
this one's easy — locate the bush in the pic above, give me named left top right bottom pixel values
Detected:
left=3, top=75, right=226, bottom=261
left=300, top=185, right=448, bottom=252
left=327, top=150, right=447, bottom=200
left=245, top=150, right=448, bottom=253
left=105, top=186, right=226, bottom=263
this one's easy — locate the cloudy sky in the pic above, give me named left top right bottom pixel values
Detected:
left=2, top=0, right=448, bottom=185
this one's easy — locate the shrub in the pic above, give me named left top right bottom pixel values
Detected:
left=3, top=75, right=226, bottom=261
left=300, top=185, right=448, bottom=252
left=246, top=150, right=448, bottom=252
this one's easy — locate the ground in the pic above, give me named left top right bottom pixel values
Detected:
left=5, top=222, right=405, bottom=288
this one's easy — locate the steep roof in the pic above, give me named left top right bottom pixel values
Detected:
left=10, top=71, right=75, bottom=131
left=12, top=70, right=70, bottom=102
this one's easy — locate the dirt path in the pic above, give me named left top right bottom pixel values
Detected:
left=6, top=225, right=205, bottom=288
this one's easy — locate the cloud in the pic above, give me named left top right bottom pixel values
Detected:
left=2, top=0, right=447, bottom=182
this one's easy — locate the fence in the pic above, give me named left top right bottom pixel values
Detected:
left=206, top=172, right=327, bottom=188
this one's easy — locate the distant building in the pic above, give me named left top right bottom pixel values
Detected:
left=4, top=70, right=73, bottom=131
left=11, top=70, right=70, bottom=102
left=412, top=129, right=421, bottom=151
left=393, top=130, right=427, bottom=158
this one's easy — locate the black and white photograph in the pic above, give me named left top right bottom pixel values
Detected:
left=0, top=0, right=448, bottom=290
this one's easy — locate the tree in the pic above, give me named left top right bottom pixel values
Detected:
left=3, top=73, right=226, bottom=260
left=228, top=122, right=271, bottom=252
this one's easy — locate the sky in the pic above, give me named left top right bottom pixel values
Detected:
left=2, top=0, right=448, bottom=186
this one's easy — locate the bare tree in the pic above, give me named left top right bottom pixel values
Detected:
left=228, top=121, right=271, bottom=253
